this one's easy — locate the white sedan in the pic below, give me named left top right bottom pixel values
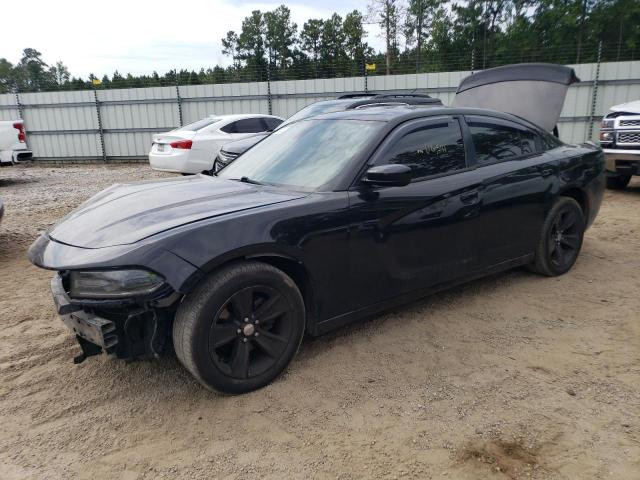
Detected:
left=149, top=114, right=283, bottom=174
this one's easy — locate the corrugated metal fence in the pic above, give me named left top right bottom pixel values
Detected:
left=1, top=60, right=639, bottom=161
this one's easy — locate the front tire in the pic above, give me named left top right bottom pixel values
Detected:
left=606, top=174, right=631, bottom=190
left=173, top=261, right=305, bottom=394
left=530, top=197, right=585, bottom=276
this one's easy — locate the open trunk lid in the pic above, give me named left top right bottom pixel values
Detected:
left=453, top=63, right=580, bottom=131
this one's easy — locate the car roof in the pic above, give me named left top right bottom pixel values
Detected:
left=306, top=94, right=442, bottom=110
left=308, top=104, right=545, bottom=130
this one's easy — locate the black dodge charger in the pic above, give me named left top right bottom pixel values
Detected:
left=28, top=66, right=605, bottom=394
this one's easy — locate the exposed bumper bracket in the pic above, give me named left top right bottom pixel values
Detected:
left=73, top=336, right=103, bottom=364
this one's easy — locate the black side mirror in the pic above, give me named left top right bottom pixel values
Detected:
left=363, top=164, right=412, bottom=187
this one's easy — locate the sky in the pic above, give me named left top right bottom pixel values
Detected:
left=1, top=0, right=384, bottom=79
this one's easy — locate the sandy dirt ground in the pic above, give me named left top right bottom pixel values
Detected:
left=0, top=164, right=638, bottom=480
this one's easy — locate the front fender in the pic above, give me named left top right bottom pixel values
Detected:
left=28, top=233, right=200, bottom=294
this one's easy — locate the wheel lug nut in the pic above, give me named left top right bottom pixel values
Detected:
left=255, top=332, right=259, bottom=337
left=244, top=318, right=249, bottom=323
left=255, top=320, right=259, bottom=325
left=236, top=329, right=241, bottom=334
left=243, top=338, right=248, bottom=343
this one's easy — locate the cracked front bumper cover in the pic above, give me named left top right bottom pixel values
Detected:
left=51, top=275, right=118, bottom=362
left=50, top=274, right=175, bottom=363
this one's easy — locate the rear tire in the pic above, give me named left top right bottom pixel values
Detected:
left=173, top=261, right=305, bottom=394
left=606, top=174, right=631, bottom=190
left=530, top=197, right=585, bottom=277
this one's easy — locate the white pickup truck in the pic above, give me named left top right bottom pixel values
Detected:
left=0, top=120, right=32, bottom=166
left=599, top=100, right=640, bottom=189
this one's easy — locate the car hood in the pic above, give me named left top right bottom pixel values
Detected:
left=222, top=133, right=269, bottom=155
left=49, top=175, right=307, bottom=249
left=610, top=100, right=640, bottom=115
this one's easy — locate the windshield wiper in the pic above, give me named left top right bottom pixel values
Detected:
left=238, top=176, right=264, bottom=185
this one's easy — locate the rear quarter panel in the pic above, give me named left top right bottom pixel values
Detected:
left=552, top=144, right=605, bottom=228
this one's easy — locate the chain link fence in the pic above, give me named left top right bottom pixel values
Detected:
left=0, top=46, right=639, bottom=162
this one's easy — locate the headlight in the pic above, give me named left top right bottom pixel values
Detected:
left=69, top=269, right=164, bottom=299
left=600, top=119, right=614, bottom=129
left=599, top=131, right=614, bottom=142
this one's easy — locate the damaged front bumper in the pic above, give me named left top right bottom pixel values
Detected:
left=50, top=273, right=179, bottom=364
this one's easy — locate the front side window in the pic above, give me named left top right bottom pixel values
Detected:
left=466, top=117, right=542, bottom=165
left=218, top=119, right=383, bottom=190
left=383, top=118, right=466, bottom=180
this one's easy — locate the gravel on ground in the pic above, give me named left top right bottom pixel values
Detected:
left=0, top=164, right=638, bottom=480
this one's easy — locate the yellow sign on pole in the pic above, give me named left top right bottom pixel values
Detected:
left=365, top=63, right=376, bottom=71
left=91, top=78, right=102, bottom=86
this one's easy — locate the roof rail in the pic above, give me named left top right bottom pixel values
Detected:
left=374, top=92, right=433, bottom=99
left=337, top=92, right=378, bottom=99
left=354, top=102, right=410, bottom=110
left=347, top=97, right=443, bottom=109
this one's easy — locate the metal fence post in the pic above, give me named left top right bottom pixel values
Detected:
left=364, top=62, right=368, bottom=93
left=93, top=88, right=107, bottom=162
left=14, top=88, right=28, bottom=149
left=14, top=89, right=24, bottom=120
left=175, top=81, right=183, bottom=127
left=266, top=63, right=273, bottom=116
left=587, top=41, right=603, bottom=141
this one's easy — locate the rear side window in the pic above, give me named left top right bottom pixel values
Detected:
left=466, top=116, right=542, bottom=164
left=221, top=117, right=269, bottom=134
left=384, top=118, right=466, bottom=180
left=264, top=117, right=283, bottom=131
left=542, top=131, right=563, bottom=149
left=180, top=117, right=220, bottom=131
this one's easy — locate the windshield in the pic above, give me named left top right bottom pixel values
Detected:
left=277, top=101, right=351, bottom=129
left=218, top=119, right=382, bottom=190
left=178, top=117, right=221, bottom=131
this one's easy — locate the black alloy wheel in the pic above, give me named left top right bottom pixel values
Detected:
left=173, top=261, right=305, bottom=394
left=548, top=208, right=581, bottom=270
left=530, top=197, right=585, bottom=276
left=209, top=285, right=295, bottom=380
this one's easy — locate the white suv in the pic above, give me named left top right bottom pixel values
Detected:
left=149, top=114, right=283, bottom=174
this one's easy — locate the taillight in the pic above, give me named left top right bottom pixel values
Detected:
left=13, top=122, right=25, bottom=143
left=170, top=139, right=192, bottom=149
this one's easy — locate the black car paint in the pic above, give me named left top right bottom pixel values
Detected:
left=28, top=106, right=605, bottom=352
left=48, top=176, right=307, bottom=248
